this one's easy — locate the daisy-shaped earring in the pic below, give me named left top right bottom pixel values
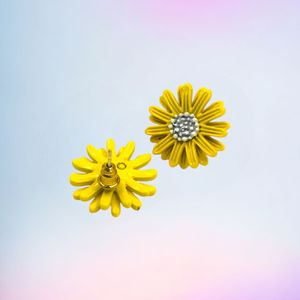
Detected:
left=70, top=139, right=157, bottom=217
left=145, top=83, right=230, bottom=169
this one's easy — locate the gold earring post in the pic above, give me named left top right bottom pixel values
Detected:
left=99, top=149, right=120, bottom=189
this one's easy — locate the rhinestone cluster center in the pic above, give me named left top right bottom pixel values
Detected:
left=169, top=112, right=199, bottom=142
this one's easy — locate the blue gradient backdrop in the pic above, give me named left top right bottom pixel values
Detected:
left=1, top=1, right=300, bottom=299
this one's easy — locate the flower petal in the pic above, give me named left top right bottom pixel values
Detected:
left=161, top=145, right=173, bottom=160
left=131, top=169, right=157, bottom=181
left=89, top=192, right=102, bottom=213
left=86, top=144, right=100, bottom=162
left=200, top=124, right=228, bottom=137
left=149, top=106, right=173, bottom=123
left=100, top=189, right=114, bottom=210
left=179, top=148, right=189, bottom=169
left=116, top=180, right=132, bottom=208
left=192, top=87, right=212, bottom=115
left=118, top=141, right=135, bottom=160
left=145, top=125, right=170, bottom=136
left=160, top=90, right=182, bottom=114
left=169, top=142, right=184, bottom=167
left=195, top=145, right=208, bottom=166
left=205, top=136, right=225, bottom=151
left=199, top=101, right=225, bottom=123
left=130, top=192, right=142, bottom=210
left=72, top=157, right=96, bottom=173
left=202, top=101, right=224, bottom=113
left=73, top=188, right=85, bottom=200
left=185, top=141, right=199, bottom=168
left=153, top=135, right=175, bottom=154
left=70, top=172, right=98, bottom=186
left=126, top=179, right=156, bottom=196
left=131, top=153, right=151, bottom=169
left=79, top=182, right=101, bottom=201
left=150, top=136, right=163, bottom=143
left=194, top=135, right=217, bottom=157
left=111, top=193, right=121, bottom=217
left=149, top=115, right=166, bottom=125
left=159, top=95, right=172, bottom=113
left=208, top=121, right=231, bottom=130
left=177, top=83, right=193, bottom=112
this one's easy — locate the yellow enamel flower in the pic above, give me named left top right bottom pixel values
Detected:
left=145, top=83, right=230, bottom=169
left=70, top=139, right=157, bottom=217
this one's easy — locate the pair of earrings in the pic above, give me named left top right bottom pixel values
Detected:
left=70, top=83, right=230, bottom=217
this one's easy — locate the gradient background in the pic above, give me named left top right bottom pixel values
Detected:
left=1, top=0, right=300, bottom=299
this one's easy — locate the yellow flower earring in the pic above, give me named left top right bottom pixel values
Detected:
left=70, top=83, right=230, bottom=217
left=145, top=83, right=230, bottom=168
left=70, top=139, right=157, bottom=217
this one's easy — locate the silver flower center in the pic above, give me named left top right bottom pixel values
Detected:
left=169, top=112, right=199, bottom=142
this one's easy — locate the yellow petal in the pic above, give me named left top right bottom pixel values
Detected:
left=72, top=157, right=96, bottom=173
left=89, top=192, right=102, bottom=213
left=177, top=83, right=193, bottom=112
left=160, top=90, right=182, bottom=114
left=161, top=145, right=173, bottom=160
left=159, top=95, right=172, bottom=113
left=195, top=135, right=217, bottom=157
left=118, top=141, right=135, bottom=160
left=131, top=153, right=151, bottom=169
left=200, top=124, right=228, bottom=137
left=150, top=136, right=162, bottom=143
left=70, top=172, right=98, bottom=186
left=116, top=181, right=132, bottom=208
left=200, top=101, right=225, bottom=123
left=201, top=101, right=224, bottom=118
left=100, top=189, right=114, bottom=210
left=179, top=149, right=189, bottom=169
left=201, top=107, right=226, bottom=123
left=111, top=193, right=121, bottom=217
left=195, top=145, right=208, bottom=166
left=185, top=140, right=199, bottom=168
left=73, top=188, right=85, bottom=200
left=149, top=106, right=173, bottom=123
left=149, top=115, right=166, bottom=125
left=169, top=142, right=184, bottom=167
left=208, top=121, right=231, bottom=130
left=126, top=179, right=156, bottom=196
left=86, top=144, right=100, bottom=162
left=145, top=125, right=170, bottom=136
left=153, top=135, right=175, bottom=155
left=89, top=148, right=107, bottom=164
left=203, top=101, right=224, bottom=112
left=192, top=87, right=212, bottom=115
left=206, top=136, right=225, bottom=151
left=129, top=192, right=142, bottom=210
left=79, top=182, right=101, bottom=201
left=131, top=169, right=157, bottom=181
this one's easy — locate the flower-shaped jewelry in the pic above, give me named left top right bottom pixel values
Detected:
left=145, top=83, right=230, bottom=169
left=70, top=139, right=157, bottom=217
